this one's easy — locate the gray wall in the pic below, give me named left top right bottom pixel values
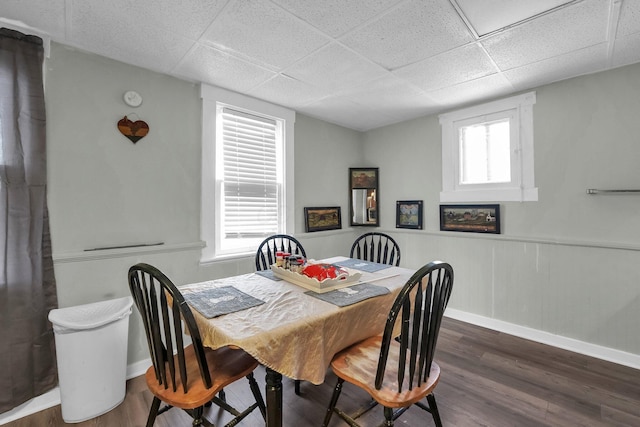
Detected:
left=363, top=62, right=640, bottom=363
left=44, top=41, right=640, bottom=369
left=45, top=43, right=361, bottom=366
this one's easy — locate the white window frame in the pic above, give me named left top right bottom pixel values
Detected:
left=439, top=91, right=538, bottom=202
left=200, top=85, right=295, bottom=262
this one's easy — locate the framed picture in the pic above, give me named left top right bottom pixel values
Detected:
left=396, top=200, right=423, bottom=229
left=439, top=204, right=500, bottom=234
left=350, top=168, right=378, bottom=189
left=304, top=206, right=342, bottom=232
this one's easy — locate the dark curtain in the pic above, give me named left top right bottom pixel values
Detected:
left=0, top=28, right=58, bottom=414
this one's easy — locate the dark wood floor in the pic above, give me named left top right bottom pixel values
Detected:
left=7, top=317, right=640, bottom=426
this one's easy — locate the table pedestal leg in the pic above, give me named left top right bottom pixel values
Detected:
left=265, top=367, right=282, bottom=427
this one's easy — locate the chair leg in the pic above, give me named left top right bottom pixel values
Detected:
left=426, top=393, right=443, bottom=427
left=146, top=397, right=161, bottom=427
left=218, top=388, right=226, bottom=402
left=322, top=378, right=345, bottom=427
left=383, top=406, right=394, bottom=427
left=191, top=406, right=204, bottom=426
left=294, top=379, right=301, bottom=395
left=247, top=372, right=267, bottom=420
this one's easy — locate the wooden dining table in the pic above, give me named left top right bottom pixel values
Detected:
left=179, top=256, right=413, bottom=427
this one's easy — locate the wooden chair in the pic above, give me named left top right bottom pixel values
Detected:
left=322, top=261, right=454, bottom=427
left=254, top=234, right=307, bottom=396
left=350, top=232, right=401, bottom=266
left=255, top=234, right=307, bottom=271
left=128, top=263, right=266, bottom=427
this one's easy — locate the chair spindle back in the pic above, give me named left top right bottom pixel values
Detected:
left=375, top=261, right=453, bottom=392
left=255, top=234, right=307, bottom=271
left=350, top=232, right=401, bottom=266
left=128, top=263, right=211, bottom=393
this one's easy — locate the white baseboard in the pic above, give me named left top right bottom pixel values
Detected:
left=0, top=357, right=151, bottom=426
left=445, top=308, right=640, bottom=370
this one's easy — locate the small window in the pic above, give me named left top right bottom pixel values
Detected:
left=440, top=92, right=537, bottom=202
left=200, top=85, right=295, bottom=261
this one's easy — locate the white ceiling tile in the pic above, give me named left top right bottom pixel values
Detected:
left=300, top=96, right=394, bottom=131
left=481, top=0, right=610, bottom=71
left=175, top=44, right=276, bottom=93
left=340, top=0, right=474, bottom=70
left=340, top=75, right=440, bottom=116
left=248, top=74, right=329, bottom=109
left=104, top=0, right=228, bottom=40
left=503, top=44, right=609, bottom=91
left=427, top=73, right=513, bottom=110
left=0, top=0, right=66, bottom=40
left=3, top=0, right=640, bottom=131
left=283, top=43, right=388, bottom=93
left=612, top=32, right=640, bottom=68
left=201, top=0, right=331, bottom=70
left=393, top=43, right=498, bottom=92
left=616, top=0, right=640, bottom=38
left=270, top=0, right=404, bottom=37
left=455, top=0, right=572, bottom=36
left=68, top=1, right=193, bottom=73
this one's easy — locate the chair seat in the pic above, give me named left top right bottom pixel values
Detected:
left=331, top=335, right=440, bottom=408
left=146, top=344, right=259, bottom=409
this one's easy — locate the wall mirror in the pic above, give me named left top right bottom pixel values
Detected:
left=349, top=167, right=379, bottom=226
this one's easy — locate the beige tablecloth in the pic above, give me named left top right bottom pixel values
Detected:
left=181, top=257, right=412, bottom=385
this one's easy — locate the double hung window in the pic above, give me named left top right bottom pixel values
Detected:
left=200, top=85, right=294, bottom=261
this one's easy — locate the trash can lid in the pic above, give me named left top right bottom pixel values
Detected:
left=48, top=296, right=133, bottom=332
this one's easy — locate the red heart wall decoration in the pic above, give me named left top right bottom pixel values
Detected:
left=117, top=116, right=149, bottom=143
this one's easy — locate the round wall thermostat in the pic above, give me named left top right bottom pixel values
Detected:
left=123, top=90, right=143, bottom=107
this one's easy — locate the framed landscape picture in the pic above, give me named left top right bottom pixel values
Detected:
left=304, top=206, right=342, bottom=232
left=396, top=200, right=423, bottom=229
left=439, top=204, right=501, bottom=234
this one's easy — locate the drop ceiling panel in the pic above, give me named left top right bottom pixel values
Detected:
left=482, top=0, right=609, bottom=71
left=340, top=0, right=474, bottom=70
left=340, top=75, right=440, bottom=116
left=503, top=44, right=608, bottom=91
left=301, top=96, right=386, bottom=131
left=175, top=44, right=276, bottom=93
left=69, top=1, right=193, bottom=73
left=612, top=32, right=640, bottom=68
left=427, top=73, right=513, bottom=110
left=617, top=0, right=640, bottom=38
left=270, top=0, right=405, bottom=37
left=248, top=74, right=330, bottom=109
left=0, top=0, right=66, bottom=40
left=455, top=0, right=573, bottom=36
left=283, top=43, right=388, bottom=93
left=393, top=43, right=498, bottom=92
left=102, top=0, right=229, bottom=40
left=201, top=0, right=331, bottom=70
left=2, top=0, right=640, bottom=131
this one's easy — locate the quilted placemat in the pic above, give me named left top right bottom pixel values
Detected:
left=183, top=286, right=265, bottom=318
left=305, top=283, right=390, bottom=307
left=334, top=258, right=393, bottom=272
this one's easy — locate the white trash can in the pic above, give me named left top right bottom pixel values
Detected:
left=48, top=296, right=133, bottom=423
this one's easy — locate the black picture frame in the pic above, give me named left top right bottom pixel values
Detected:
left=396, top=200, right=423, bottom=229
left=439, top=204, right=501, bottom=234
left=304, top=206, right=342, bottom=232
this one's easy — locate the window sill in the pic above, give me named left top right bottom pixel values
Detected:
left=440, top=187, right=538, bottom=203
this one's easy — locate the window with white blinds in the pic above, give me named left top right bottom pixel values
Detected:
left=219, top=107, right=281, bottom=240
left=200, top=84, right=294, bottom=261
